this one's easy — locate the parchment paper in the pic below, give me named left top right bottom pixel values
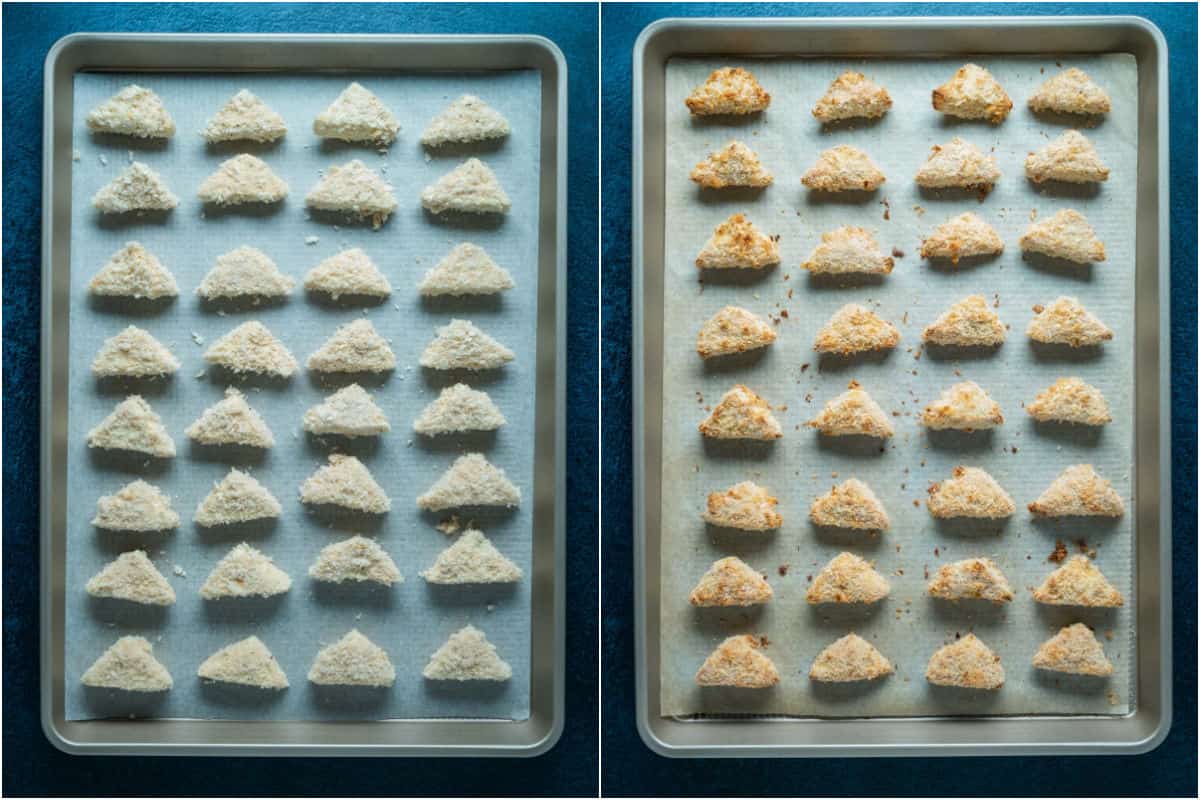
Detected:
left=65, top=69, right=540, bottom=721
left=660, top=55, right=1137, bottom=718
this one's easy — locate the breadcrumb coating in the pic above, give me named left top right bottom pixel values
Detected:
left=1028, top=68, right=1112, bottom=115
left=1026, top=297, right=1113, bottom=347
left=920, top=213, right=1004, bottom=263
left=927, top=557, right=1014, bottom=603
left=914, top=138, right=1001, bottom=189
left=813, top=303, right=900, bottom=355
left=1019, top=209, right=1105, bottom=264
left=424, top=625, right=512, bottom=681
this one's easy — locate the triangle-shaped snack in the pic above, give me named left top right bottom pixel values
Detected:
left=300, top=454, right=391, bottom=514
left=197, top=154, right=288, bottom=206
left=1027, top=377, right=1112, bottom=425
left=931, top=63, right=1012, bottom=123
left=416, top=453, right=521, bottom=511
left=87, top=395, right=176, bottom=457
left=801, top=226, right=894, bottom=275
left=421, top=94, right=511, bottom=146
left=418, top=243, right=515, bottom=296
left=685, top=67, right=771, bottom=116
left=309, top=535, right=402, bottom=586
left=92, top=325, right=180, bottom=378
left=921, top=381, right=1004, bottom=431
left=308, top=629, right=395, bottom=687
left=420, top=158, right=512, bottom=215
left=1028, top=68, right=1112, bottom=116
left=808, top=380, right=894, bottom=438
left=801, top=145, right=886, bottom=192
left=1033, top=623, right=1114, bottom=676
left=696, top=306, right=777, bottom=359
left=689, top=141, right=773, bottom=189
left=915, top=138, right=1001, bottom=189
left=806, top=552, right=891, bottom=604
left=86, top=84, right=175, bottom=138
left=186, top=387, right=274, bottom=448
left=809, top=478, right=889, bottom=530
left=922, top=295, right=1006, bottom=347
left=419, top=318, right=515, bottom=371
left=814, top=303, right=900, bottom=355
left=1027, top=296, right=1113, bottom=347
left=307, top=319, right=395, bottom=373
left=926, top=633, right=1004, bottom=689
left=1026, top=130, right=1109, bottom=184
left=423, top=625, right=512, bottom=681
left=695, top=634, right=779, bottom=688
left=196, top=246, right=295, bottom=299
left=703, top=481, right=782, bottom=531
left=204, top=320, right=297, bottom=377
left=305, top=159, right=397, bottom=228
left=1033, top=555, right=1124, bottom=607
left=927, top=466, right=1015, bottom=519
left=809, top=633, right=894, bottom=682
left=920, top=213, right=1005, bottom=263
left=195, top=468, right=282, bottom=527
left=928, top=557, right=1014, bottom=603
left=413, top=383, right=506, bottom=436
left=420, top=528, right=522, bottom=584
left=200, top=543, right=291, bottom=599
left=1028, top=464, right=1124, bottom=517
left=92, top=162, right=180, bottom=214
left=698, top=384, right=782, bottom=440
left=198, top=636, right=289, bottom=689
left=81, top=636, right=173, bottom=692
left=812, top=71, right=892, bottom=122
left=89, top=242, right=179, bottom=299
left=688, top=556, right=773, bottom=607
left=86, top=550, right=176, bottom=606
left=694, top=213, right=780, bottom=270
left=1020, top=209, right=1105, bottom=264
left=304, top=248, right=391, bottom=300
left=312, top=82, right=400, bottom=144
left=202, top=89, right=287, bottom=143
left=303, top=384, right=391, bottom=437
left=92, top=479, right=180, bottom=532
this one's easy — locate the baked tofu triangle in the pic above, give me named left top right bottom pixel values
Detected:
left=197, top=246, right=295, bottom=300
left=81, top=636, right=173, bottom=692
left=421, top=95, right=511, bottom=147
left=420, top=319, right=515, bottom=371
left=416, top=453, right=521, bottom=511
left=194, top=468, right=282, bottom=527
left=814, top=304, right=899, bottom=355
left=87, top=395, right=176, bottom=457
left=928, top=557, right=1014, bottom=603
left=914, top=138, right=1001, bottom=189
left=801, top=226, right=894, bottom=275
left=684, top=67, right=771, bottom=116
left=185, top=387, right=275, bottom=448
left=418, top=243, right=514, bottom=297
left=420, top=528, right=522, bottom=584
left=309, top=535, right=402, bottom=586
left=204, top=320, right=298, bottom=377
left=423, top=625, right=512, bottom=681
left=304, top=159, right=398, bottom=228
left=809, top=634, right=894, bottom=682
left=413, top=383, right=506, bottom=436
left=808, top=381, right=894, bottom=438
left=809, top=478, right=890, bottom=530
left=86, top=85, right=175, bottom=138
left=931, top=63, right=1012, bottom=123
left=1028, top=68, right=1112, bottom=116
left=698, top=384, right=782, bottom=440
left=308, top=630, right=395, bottom=687
left=1028, top=464, right=1124, bottom=517
left=197, top=154, right=289, bottom=206
left=420, top=158, right=512, bottom=215
left=93, top=479, right=180, bottom=532
left=93, top=162, right=180, bottom=214
left=927, top=466, right=1015, bottom=519
left=312, top=82, right=400, bottom=144
left=688, top=556, right=773, bottom=607
left=303, top=384, right=391, bottom=437
left=1020, top=210, right=1106, bottom=264
left=921, top=381, right=1003, bottom=431
left=801, top=145, right=886, bottom=192
left=694, top=213, right=780, bottom=270
left=806, top=552, right=890, bottom=604
left=300, top=454, right=391, bottom=514
left=200, top=543, right=291, bottom=599
left=922, top=296, right=1006, bottom=347
left=920, top=213, right=1004, bottom=263
left=1027, top=378, right=1112, bottom=425
left=1033, top=623, right=1114, bottom=676
left=926, top=633, right=1004, bottom=689
left=696, top=306, right=776, bottom=359
left=304, top=248, right=392, bottom=300
left=307, top=319, right=396, bottom=373
left=1027, top=297, right=1113, bottom=347
left=89, top=242, right=179, bottom=299
left=689, top=141, right=773, bottom=189
left=1026, top=130, right=1109, bottom=184
left=1033, top=555, right=1124, bottom=607
left=198, top=636, right=289, bottom=689
left=703, top=481, right=782, bottom=531
left=695, top=635, right=779, bottom=688
left=202, top=89, right=288, bottom=143
left=92, top=325, right=180, bottom=377
left=86, top=550, right=176, bottom=606
left=812, top=71, right=892, bottom=122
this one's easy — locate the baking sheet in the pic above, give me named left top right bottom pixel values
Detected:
left=659, top=55, right=1137, bottom=718
left=64, top=69, right=540, bottom=722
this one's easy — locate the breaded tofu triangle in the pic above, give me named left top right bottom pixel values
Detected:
left=684, top=67, right=771, bottom=116
left=93, top=162, right=179, bottom=214
left=424, top=625, right=512, bottom=681
left=313, top=82, right=400, bottom=145
left=92, top=326, right=180, bottom=378
left=87, top=85, right=175, bottom=138
left=413, top=383, right=506, bottom=435
left=809, top=478, right=889, bottom=530
left=307, top=319, right=395, bottom=373
left=1020, top=209, right=1105, bottom=264
left=81, top=636, right=172, bottom=692
left=1033, top=555, right=1123, bottom=607
left=309, top=536, right=402, bottom=586
left=812, top=71, right=892, bottom=122
left=932, top=63, right=1012, bottom=123
left=698, top=384, right=782, bottom=440
left=200, top=543, right=291, bottom=599
left=416, top=454, right=521, bottom=511
left=926, top=466, right=1015, bottom=519
left=694, top=213, right=780, bottom=270
left=1027, top=297, right=1113, bottom=347
left=922, top=296, right=1006, bottom=347
left=695, top=635, right=779, bottom=688
left=202, top=89, right=287, bottom=143
left=420, top=528, right=522, bottom=584
left=198, top=636, right=289, bottom=689
left=809, top=634, right=894, bottom=683
left=87, top=395, right=176, bottom=457
left=86, top=550, right=176, bottom=606
left=703, top=481, right=782, bottom=531
left=814, top=304, right=899, bottom=355
left=304, top=248, right=391, bottom=300
left=920, top=213, right=1004, bottom=263
left=1028, top=464, right=1124, bottom=517
left=421, top=95, right=511, bottom=147
left=185, top=387, right=274, bottom=448
left=688, top=556, right=773, bottom=607
left=1033, top=624, right=1114, bottom=676
left=194, top=469, right=282, bottom=527
left=914, top=138, right=1001, bottom=189
left=93, top=479, right=180, bottom=532
left=197, top=246, right=294, bottom=300
left=690, top=141, right=773, bottom=189
left=204, top=321, right=297, bottom=377
left=696, top=306, right=776, bottom=359
left=308, top=630, right=395, bottom=687
left=421, top=158, right=511, bottom=215
left=89, top=242, right=179, bottom=299
left=304, top=384, right=390, bottom=437
left=921, top=381, right=1003, bottom=431
left=926, top=634, right=1004, bottom=689
left=1028, top=68, right=1112, bottom=116
left=927, top=558, right=1014, bottom=603
left=418, top=243, right=514, bottom=297
left=300, top=454, right=391, bottom=514
left=808, top=381, right=893, bottom=438
left=807, top=552, right=890, bottom=604
left=1025, top=130, right=1109, bottom=184
left=801, top=145, right=886, bottom=192
left=305, top=160, right=397, bottom=228
left=1027, top=378, right=1111, bottom=425
left=801, top=226, right=894, bottom=275
left=197, top=154, right=288, bottom=206
left=420, top=319, right=514, bottom=371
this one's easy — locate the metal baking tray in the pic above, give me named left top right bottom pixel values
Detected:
left=41, top=33, right=566, bottom=757
left=633, top=16, right=1171, bottom=757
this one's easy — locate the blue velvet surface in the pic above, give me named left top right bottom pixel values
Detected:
left=2, top=3, right=597, bottom=795
left=601, top=3, right=1196, bottom=796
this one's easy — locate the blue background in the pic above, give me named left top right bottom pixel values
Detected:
left=601, top=3, right=1196, bottom=796
left=2, top=3, right=597, bottom=796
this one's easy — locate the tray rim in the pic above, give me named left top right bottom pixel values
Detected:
left=40, top=31, right=567, bottom=757
left=632, top=14, right=1172, bottom=758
